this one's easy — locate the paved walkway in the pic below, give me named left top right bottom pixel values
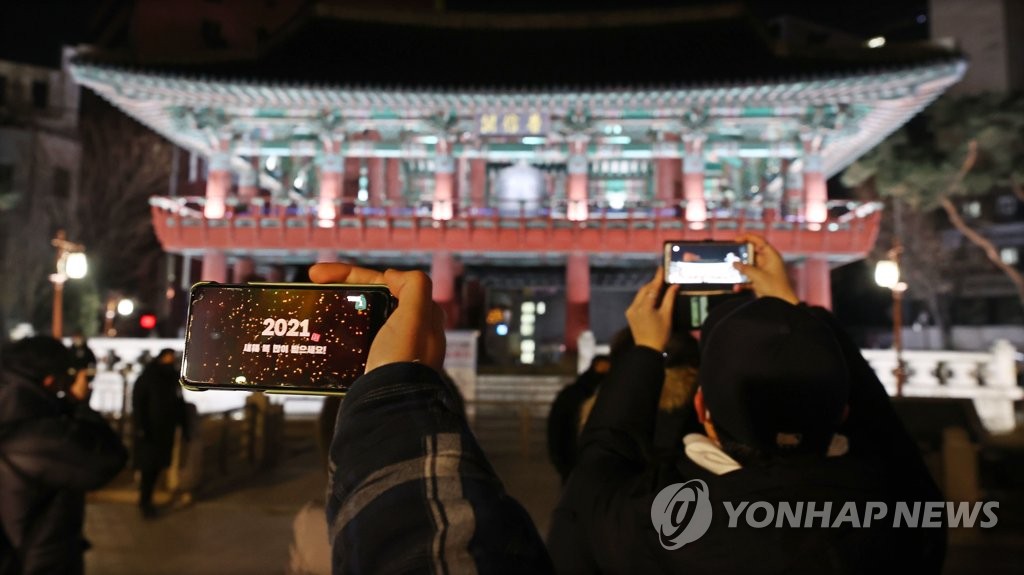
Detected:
left=83, top=420, right=1024, bottom=574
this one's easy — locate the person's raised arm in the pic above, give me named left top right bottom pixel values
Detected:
left=309, top=263, right=551, bottom=574
left=732, top=233, right=799, bottom=304
left=548, top=270, right=678, bottom=572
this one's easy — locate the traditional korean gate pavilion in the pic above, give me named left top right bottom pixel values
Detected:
left=71, top=4, right=964, bottom=352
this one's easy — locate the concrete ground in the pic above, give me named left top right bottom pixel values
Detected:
left=84, top=417, right=1024, bottom=574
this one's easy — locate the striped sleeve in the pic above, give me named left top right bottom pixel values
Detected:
left=326, top=363, right=552, bottom=575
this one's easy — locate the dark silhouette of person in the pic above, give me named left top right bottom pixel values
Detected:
left=547, top=355, right=611, bottom=482
left=548, top=235, right=946, bottom=573
left=68, top=332, right=98, bottom=400
left=0, top=336, right=126, bottom=573
left=132, top=348, right=187, bottom=518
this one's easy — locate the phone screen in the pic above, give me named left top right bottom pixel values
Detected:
left=181, top=283, right=392, bottom=394
left=664, top=242, right=752, bottom=288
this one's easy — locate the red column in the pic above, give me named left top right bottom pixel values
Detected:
left=201, top=251, right=227, bottom=283
left=470, top=157, right=486, bottom=213
left=431, top=251, right=458, bottom=328
left=565, top=252, right=590, bottom=351
left=567, top=139, right=589, bottom=221
left=792, top=258, right=832, bottom=309
left=204, top=144, right=231, bottom=219
left=683, top=136, right=706, bottom=222
left=232, top=257, right=255, bottom=283
left=433, top=140, right=455, bottom=221
left=386, top=158, right=402, bottom=210
left=802, top=135, right=827, bottom=224
left=654, top=134, right=680, bottom=210
left=368, top=157, right=384, bottom=207
left=318, top=140, right=343, bottom=223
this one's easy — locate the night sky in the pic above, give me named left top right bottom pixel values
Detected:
left=1, top=0, right=928, bottom=336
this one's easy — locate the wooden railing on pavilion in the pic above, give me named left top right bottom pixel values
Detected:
left=149, top=196, right=883, bottom=258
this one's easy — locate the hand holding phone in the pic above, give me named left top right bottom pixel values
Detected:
left=732, top=234, right=799, bottom=304
left=309, top=264, right=446, bottom=374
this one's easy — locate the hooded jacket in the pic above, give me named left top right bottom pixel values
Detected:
left=547, top=305, right=946, bottom=574
left=0, top=369, right=127, bottom=575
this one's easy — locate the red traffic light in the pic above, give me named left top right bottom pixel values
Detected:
left=139, top=313, right=157, bottom=330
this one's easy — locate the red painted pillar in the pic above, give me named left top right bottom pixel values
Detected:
left=683, top=136, right=706, bottom=222
left=565, top=252, right=590, bottom=352
left=567, top=139, right=589, bottom=221
left=654, top=134, right=680, bottom=210
left=318, top=140, right=343, bottom=223
left=792, top=258, right=832, bottom=309
left=368, top=157, right=384, bottom=207
left=470, top=157, right=486, bottom=213
left=386, top=158, right=402, bottom=210
left=201, top=251, right=227, bottom=283
left=802, top=135, right=827, bottom=224
left=431, top=251, right=458, bottom=328
left=233, top=257, right=255, bottom=283
left=433, top=139, right=455, bottom=220
left=204, top=143, right=231, bottom=219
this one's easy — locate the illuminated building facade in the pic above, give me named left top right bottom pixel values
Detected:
left=71, top=4, right=964, bottom=361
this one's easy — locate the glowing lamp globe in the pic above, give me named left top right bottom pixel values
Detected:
left=65, top=252, right=88, bottom=279
left=874, top=260, right=900, bottom=289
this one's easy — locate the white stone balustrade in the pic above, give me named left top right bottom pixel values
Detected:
left=78, top=332, right=480, bottom=418
left=578, top=331, right=1022, bottom=434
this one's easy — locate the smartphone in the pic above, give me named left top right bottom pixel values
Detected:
left=181, top=282, right=395, bottom=395
left=663, top=241, right=754, bottom=294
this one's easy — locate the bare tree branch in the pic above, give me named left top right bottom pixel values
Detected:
left=940, top=139, right=1024, bottom=309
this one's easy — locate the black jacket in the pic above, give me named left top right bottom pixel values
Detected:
left=548, top=309, right=946, bottom=574
left=132, top=361, right=187, bottom=470
left=326, top=362, right=553, bottom=574
left=0, top=370, right=127, bottom=575
left=547, top=367, right=604, bottom=482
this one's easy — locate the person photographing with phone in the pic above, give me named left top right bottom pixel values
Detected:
left=307, top=265, right=553, bottom=573
left=546, top=234, right=945, bottom=574
left=0, top=336, right=128, bottom=574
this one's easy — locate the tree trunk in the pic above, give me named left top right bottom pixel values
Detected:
left=939, top=196, right=1024, bottom=312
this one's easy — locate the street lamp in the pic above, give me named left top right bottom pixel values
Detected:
left=104, top=296, right=135, bottom=336
left=50, top=230, right=87, bottom=339
left=875, top=247, right=908, bottom=396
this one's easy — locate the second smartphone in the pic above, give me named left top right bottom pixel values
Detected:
left=663, top=240, right=754, bottom=294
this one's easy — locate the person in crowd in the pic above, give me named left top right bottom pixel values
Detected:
left=308, top=263, right=553, bottom=573
left=68, top=332, right=98, bottom=383
left=577, top=330, right=703, bottom=456
left=547, top=234, right=946, bottom=574
left=132, top=348, right=188, bottom=519
left=0, top=336, right=127, bottom=574
left=547, top=354, right=611, bottom=482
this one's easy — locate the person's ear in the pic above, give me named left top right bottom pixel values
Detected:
left=695, top=387, right=707, bottom=424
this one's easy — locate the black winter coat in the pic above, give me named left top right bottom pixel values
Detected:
left=548, top=307, right=946, bottom=574
left=131, top=361, right=187, bottom=470
left=0, top=370, right=127, bottom=575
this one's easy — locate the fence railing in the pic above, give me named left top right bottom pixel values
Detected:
left=580, top=336, right=1022, bottom=433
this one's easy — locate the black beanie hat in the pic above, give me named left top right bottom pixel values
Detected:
left=698, top=297, right=849, bottom=457
left=1, top=336, right=74, bottom=384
